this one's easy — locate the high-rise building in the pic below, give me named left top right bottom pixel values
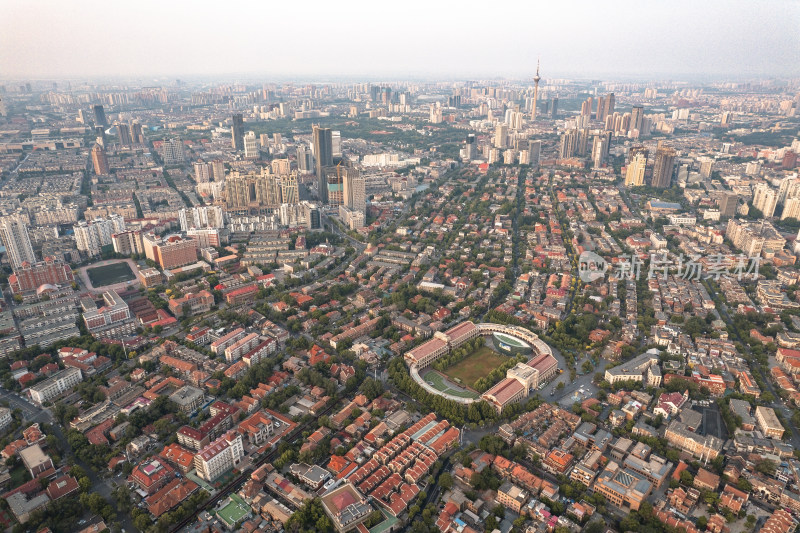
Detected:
left=313, top=126, right=333, bottom=203
left=332, top=131, right=342, bottom=158
left=550, top=98, right=559, bottom=118
left=193, top=161, right=213, bottom=183
left=577, top=128, right=590, bottom=156
left=745, top=160, right=762, bottom=176
left=161, top=138, right=185, bottom=165
left=591, top=135, right=608, bottom=168
left=630, top=106, right=644, bottom=134
left=91, top=144, right=109, bottom=175
left=581, top=97, right=593, bottom=117
left=117, top=123, right=132, bottom=147
left=93, top=105, right=107, bottom=128
left=494, top=124, right=508, bottom=149
left=131, top=122, right=145, bottom=144
left=625, top=151, right=648, bottom=187
left=297, top=146, right=314, bottom=172
left=718, top=192, right=738, bottom=218
left=224, top=169, right=299, bottom=215
left=529, top=140, right=541, bottom=169
left=559, top=129, right=579, bottom=159
left=325, top=167, right=345, bottom=207
left=243, top=131, right=259, bottom=159
left=179, top=206, right=225, bottom=231
left=531, top=61, right=541, bottom=121
left=111, top=230, right=145, bottom=256
left=596, top=96, right=605, bottom=121
left=752, top=184, right=778, bottom=218
left=74, top=215, right=126, bottom=257
left=651, top=145, right=676, bottom=188
left=781, top=197, right=800, bottom=221
left=271, top=159, right=291, bottom=175
left=231, top=114, right=244, bottom=151
left=462, top=134, right=476, bottom=161
left=280, top=173, right=299, bottom=205
left=603, top=93, right=615, bottom=122
left=343, top=169, right=366, bottom=214
left=210, top=160, right=225, bottom=182
left=302, top=202, right=321, bottom=230
left=699, top=157, right=714, bottom=179
left=1, top=218, right=36, bottom=269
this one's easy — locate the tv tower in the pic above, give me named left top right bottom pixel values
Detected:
left=531, top=59, right=541, bottom=121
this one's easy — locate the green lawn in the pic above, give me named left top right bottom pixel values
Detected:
left=422, top=370, right=478, bottom=399
left=9, top=465, right=30, bottom=488
left=86, top=262, right=135, bottom=287
left=443, top=346, right=510, bottom=388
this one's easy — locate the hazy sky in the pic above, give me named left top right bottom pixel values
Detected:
left=2, top=0, right=799, bottom=80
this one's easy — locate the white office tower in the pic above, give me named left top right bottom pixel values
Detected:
left=179, top=206, right=225, bottom=231
left=519, top=150, right=530, bottom=165
left=625, top=152, right=647, bottom=187
left=752, top=183, right=778, bottom=218
left=0, top=218, right=36, bottom=268
left=332, top=131, right=342, bottom=158
left=244, top=131, right=259, bottom=159
left=74, top=215, right=126, bottom=257
left=161, top=138, right=185, bottom=164
left=503, top=149, right=516, bottom=165
left=343, top=169, right=366, bottom=214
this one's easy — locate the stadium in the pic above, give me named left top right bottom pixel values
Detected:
left=405, top=321, right=558, bottom=411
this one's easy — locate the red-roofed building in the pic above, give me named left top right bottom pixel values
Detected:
left=85, top=419, right=114, bottom=445
left=146, top=478, right=199, bottom=518
left=129, top=457, right=175, bottom=495
left=159, top=443, right=196, bottom=473
left=46, top=474, right=79, bottom=500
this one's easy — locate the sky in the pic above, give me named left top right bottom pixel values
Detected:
left=1, top=0, right=799, bottom=81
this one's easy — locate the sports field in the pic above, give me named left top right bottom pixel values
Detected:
left=443, top=346, right=509, bottom=387
left=422, top=369, right=479, bottom=399
left=87, top=262, right=135, bottom=287
left=217, top=494, right=250, bottom=527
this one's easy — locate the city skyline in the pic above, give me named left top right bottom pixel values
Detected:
left=2, top=0, right=799, bottom=80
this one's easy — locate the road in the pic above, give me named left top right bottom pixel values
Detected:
left=0, top=387, right=138, bottom=532
left=705, top=286, right=800, bottom=449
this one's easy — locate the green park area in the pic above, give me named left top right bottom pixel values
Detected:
left=442, top=346, right=509, bottom=387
